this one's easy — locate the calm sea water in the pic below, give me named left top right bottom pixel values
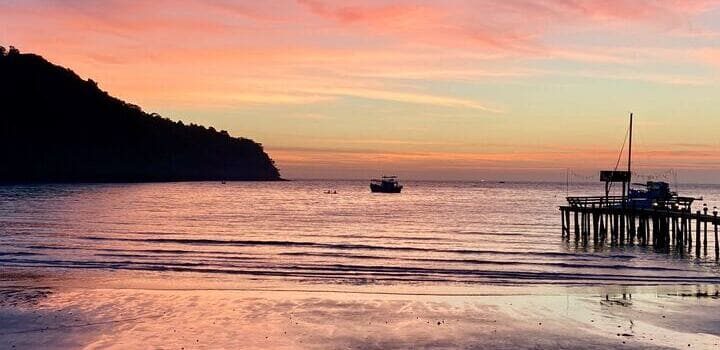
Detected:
left=2, top=181, right=720, bottom=287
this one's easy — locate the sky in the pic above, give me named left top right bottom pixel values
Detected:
left=1, top=0, right=720, bottom=182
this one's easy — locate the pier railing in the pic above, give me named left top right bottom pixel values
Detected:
left=566, top=196, right=696, bottom=210
left=566, top=196, right=624, bottom=208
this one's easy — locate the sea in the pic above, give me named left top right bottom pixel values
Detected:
left=2, top=180, right=720, bottom=289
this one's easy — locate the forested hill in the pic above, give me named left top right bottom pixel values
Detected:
left=0, top=46, right=281, bottom=182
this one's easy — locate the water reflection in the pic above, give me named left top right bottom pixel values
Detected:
left=2, top=181, right=720, bottom=288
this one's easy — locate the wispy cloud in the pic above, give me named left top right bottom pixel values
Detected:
left=302, top=87, right=502, bottom=112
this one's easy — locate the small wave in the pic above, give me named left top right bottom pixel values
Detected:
left=75, top=236, right=635, bottom=259
left=279, top=252, right=389, bottom=260
left=0, top=252, right=42, bottom=256
left=455, top=231, right=524, bottom=236
left=3, top=259, right=720, bottom=285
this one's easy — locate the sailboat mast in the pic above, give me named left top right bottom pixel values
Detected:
left=627, top=113, right=633, bottom=181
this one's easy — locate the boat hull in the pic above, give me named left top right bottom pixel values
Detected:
left=370, top=183, right=402, bottom=193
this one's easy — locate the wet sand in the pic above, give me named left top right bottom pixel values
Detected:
left=2, top=269, right=720, bottom=349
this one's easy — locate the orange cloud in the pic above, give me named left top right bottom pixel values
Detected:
left=697, top=48, right=720, bottom=67
left=270, top=144, right=720, bottom=177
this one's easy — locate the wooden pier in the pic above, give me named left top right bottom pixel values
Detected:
left=560, top=113, right=720, bottom=259
left=560, top=196, right=720, bottom=259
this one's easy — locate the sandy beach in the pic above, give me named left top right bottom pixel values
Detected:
left=2, top=269, right=719, bottom=349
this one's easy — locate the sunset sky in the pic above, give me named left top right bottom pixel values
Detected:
left=2, top=0, right=720, bottom=181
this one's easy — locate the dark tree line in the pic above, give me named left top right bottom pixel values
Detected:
left=0, top=46, right=282, bottom=182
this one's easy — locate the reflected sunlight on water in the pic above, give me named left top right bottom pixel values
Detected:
left=2, top=181, right=720, bottom=289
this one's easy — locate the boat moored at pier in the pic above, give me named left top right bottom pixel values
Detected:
left=559, top=113, right=719, bottom=259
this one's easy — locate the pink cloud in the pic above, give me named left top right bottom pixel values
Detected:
left=297, top=0, right=428, bottom=24
left=294, top=0, right=720, bottom=52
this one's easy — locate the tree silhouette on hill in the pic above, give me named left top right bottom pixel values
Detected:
left=0, top=46, right=281, bottom=182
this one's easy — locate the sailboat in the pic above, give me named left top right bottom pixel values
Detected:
left=569, top=113, right=697, bottom=210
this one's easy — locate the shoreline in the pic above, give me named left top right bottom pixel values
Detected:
left=2, top=269, right=720, bottom=349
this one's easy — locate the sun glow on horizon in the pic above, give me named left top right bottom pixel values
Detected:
left=2, top=0, right=720, bottom=182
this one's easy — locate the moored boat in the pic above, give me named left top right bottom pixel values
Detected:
left=566, top=113, right=698, bottom=210
left=370, top=176, right=403, bottom=193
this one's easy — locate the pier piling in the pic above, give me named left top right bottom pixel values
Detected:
left=574, top=211, right=579, bottom=241
left=714, top=209, right=719, bottom=260
left=560, top=198, right=718, bottom=260
left=696, top=211, right=701, bottom=258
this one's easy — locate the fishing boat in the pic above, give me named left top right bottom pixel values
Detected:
left=567, top=113, right=697, bottom=210
left=558, top=113, right=714, bottom=253
left=370, top=176, right=403, bottom=193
